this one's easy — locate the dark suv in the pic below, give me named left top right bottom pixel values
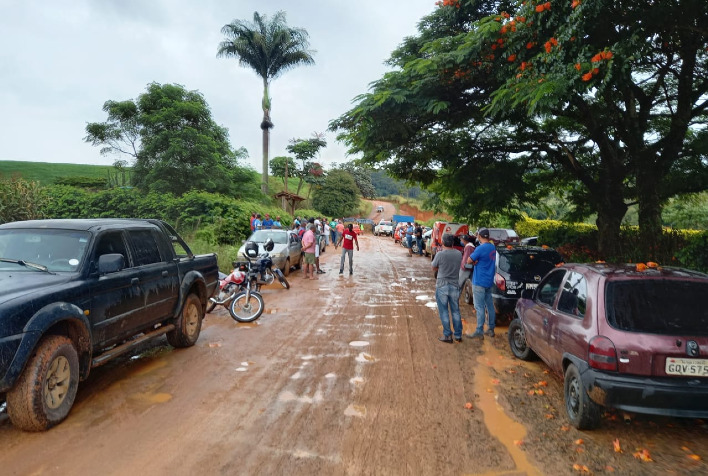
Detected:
left=508, top=263, right=708, bottom=429
left=463, top=245, right=563, bottom=322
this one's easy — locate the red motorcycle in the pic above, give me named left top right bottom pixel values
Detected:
left=206, top=266, right=248, bottom=314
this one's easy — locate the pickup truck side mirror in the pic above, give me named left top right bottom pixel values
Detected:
left=520, top=288, right=535, bottom=300
left=98, top=253, right=125, bottom=274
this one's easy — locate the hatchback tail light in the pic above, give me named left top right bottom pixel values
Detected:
left=588, top=336, right=618, bottom=371
left=495, top=273, right=506, bottom=291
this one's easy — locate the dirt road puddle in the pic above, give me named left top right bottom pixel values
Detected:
left=474, top=339, right=542, bottom=476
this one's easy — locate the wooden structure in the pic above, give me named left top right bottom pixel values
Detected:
left=274, top=191, right=306, bottom=216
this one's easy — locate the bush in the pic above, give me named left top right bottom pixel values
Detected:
left=674, top=232, right=708, bottom=273
left=0, top=176, right=48, bottom=223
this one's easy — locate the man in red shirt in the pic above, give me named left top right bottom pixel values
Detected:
left=336, top=223, right=359, bottom=275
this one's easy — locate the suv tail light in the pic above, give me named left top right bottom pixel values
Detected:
left=588, top=336, right=618, bottom=371
left=495, top=273, right=506, bottom=291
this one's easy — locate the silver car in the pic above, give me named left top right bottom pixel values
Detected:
left=238, top=229, right=303, bottom=276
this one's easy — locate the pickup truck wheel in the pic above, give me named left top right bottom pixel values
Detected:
left=167, top=293, right=203, bottom=348
left=283, top=258, right=290, bottom=277
left=507, top=318, right=536, bottom=361
left=7, top=335, right=79, bottom=431
left=564, top=363, right=601, bottom=430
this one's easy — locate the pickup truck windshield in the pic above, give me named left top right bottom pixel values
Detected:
left=0, top=229, right=91, bottom=272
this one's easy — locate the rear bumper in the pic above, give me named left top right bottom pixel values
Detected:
left=492, top=294, right=518, bottom=314
left=581, top=367, right=708, bottom=418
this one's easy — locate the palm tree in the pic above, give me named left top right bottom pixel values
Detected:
left=218, top=11, right=315, bottom=195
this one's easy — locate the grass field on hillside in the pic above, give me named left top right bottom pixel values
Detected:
left=0, top=161, right=113, bottom=185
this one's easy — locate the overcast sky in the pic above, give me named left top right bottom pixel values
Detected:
left=0, top=0, right=436, bottom=172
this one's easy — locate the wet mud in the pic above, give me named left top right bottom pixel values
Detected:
left=1, top=210, right=706, bottom=475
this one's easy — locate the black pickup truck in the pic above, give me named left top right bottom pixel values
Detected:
left=0, top=218, right=218, bottom=431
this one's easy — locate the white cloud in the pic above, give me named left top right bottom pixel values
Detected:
left=0, top=0, right=435, bottom=170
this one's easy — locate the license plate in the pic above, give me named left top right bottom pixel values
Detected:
left=525, top=283, right=538, bottom=290
left=665, top=358, right=708, bottom=377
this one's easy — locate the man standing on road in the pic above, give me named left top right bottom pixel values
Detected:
left=337, top=223, right=359, bottom=275
left=458, top=234, right=476, bottom=288
left=415, top=222, right=424, bottom=256
left=432, top=234, right=463, bottom=343
left=335, top=220, right=345, bottom=250
left=301, top=223, right=318, bottom=280
left=466, top=228, right=497, bottom=339
left=405, top=222, right=415, bottom=257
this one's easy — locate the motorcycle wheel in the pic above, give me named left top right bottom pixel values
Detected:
left=274, top=268, right=290, bottom=289
left=228, top=291, right=265, bottom=323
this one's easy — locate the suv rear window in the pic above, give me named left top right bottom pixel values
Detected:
left=606, top=280, right=708, bottom=336
left=498, top=250, right=562, bottom=274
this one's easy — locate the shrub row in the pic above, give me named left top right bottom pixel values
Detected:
left=515, top=216, right=707, bottom=271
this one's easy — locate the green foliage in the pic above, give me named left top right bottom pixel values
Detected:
left=53, top=176, right=108, bottom=188
left=333, top=161, right=377, bottom=199
left=311, top=170, right=360, bottom=218
left=0, top=161, right=113, bottom=185
left=285, top=136, right=327, bottom=196
left=515, top=216, right=701, bottom=265
left=86, top=83, right=258, bottom=197
left=662, top=192, right=708, bottom=230
left=269, top=156, right=297, bottom=184
left=0, top=176, right=48, bottom=224
left=675, top=233, right=708, bottom=273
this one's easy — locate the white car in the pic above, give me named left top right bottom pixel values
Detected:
left=238, top=229, right=303, bottom=276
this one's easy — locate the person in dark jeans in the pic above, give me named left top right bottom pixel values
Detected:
left=431, top=234, right=463, bottom=343
left=415, top=223, right=424, bottom=256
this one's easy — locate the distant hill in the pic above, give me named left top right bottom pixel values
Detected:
left=0, top=160, right=114, bottom=185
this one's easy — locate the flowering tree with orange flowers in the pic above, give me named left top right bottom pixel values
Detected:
left=332, top=0, right=708, bottom=258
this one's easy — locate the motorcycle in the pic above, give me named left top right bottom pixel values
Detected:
left=205, top=267, right=248, bottom=314
left=227, top=239, right=290, bottom=323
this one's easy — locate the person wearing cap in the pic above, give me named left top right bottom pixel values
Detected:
left=458, top=234, right=476, bottom=288
left=432, top=233, right=463, bottom=343
left=466, top=228, right=497, bottom=339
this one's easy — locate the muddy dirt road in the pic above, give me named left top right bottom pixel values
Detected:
left=1, top=234, right=707, bottom=475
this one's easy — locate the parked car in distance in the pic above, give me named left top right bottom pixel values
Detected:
left=376, top=205, right=384, bottom=213
left=374, top=220, right=393, bottom=237
left=463, top=245, right=564, bottom=321
left=423, top=229, right=433, bottom=257
left=238, top=229, right=303, bottom=276
left=481, top=228, right=520, bottom=245
left=508, top=262, right=708, bottom=429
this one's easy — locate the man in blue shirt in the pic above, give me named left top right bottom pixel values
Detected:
left=262, top=214, right=274, bottom=229
left=273, top=216, right=282, bottom=229
left=466, top=228, right=497, bottom=339
left=252, top=213, right=262, bottom=231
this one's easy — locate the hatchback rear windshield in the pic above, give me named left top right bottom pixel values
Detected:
left=606, top=280, right=708, bottom=336
left=498, top=250, right=562, bottom=274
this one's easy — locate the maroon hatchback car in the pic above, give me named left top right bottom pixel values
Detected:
left=508, top=263, right=708, bottom=429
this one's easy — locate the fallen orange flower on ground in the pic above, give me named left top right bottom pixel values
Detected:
left=613, top=438, right=622, bottom=453
left=633, top=449, right=653, bottom=462
left=465, top=402, right=474, bottom=409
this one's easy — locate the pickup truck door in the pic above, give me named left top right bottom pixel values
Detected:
left=126, top=229, right=180, bottom=324
left=89, top=230, right=147, bottom=347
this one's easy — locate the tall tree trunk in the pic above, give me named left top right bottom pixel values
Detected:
left=637, top=165, right=663, bottom=260
left=260, top=79, right=273, bottom=195
left=593, top=174, right=628, bottom=260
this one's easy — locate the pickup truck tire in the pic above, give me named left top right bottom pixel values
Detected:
left=167, top=293, right=203, bottom=348
left=7, top=335, right=79, bottom=431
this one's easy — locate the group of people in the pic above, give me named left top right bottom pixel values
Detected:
left=288, top=216, right=360, bottom=279
left=403, top=222, right=425, bottom=257
left=431, top=228, right=496, bottom=344
left=249, top=212, right=282, bottom=231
